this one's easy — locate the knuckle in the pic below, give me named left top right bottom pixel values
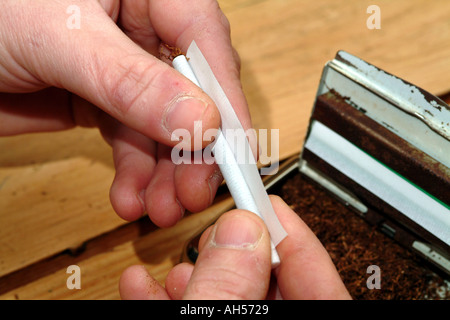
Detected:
left=95, top=53, right=160, bottom=118
left=192, top=2, right=231, bottom=40
left=218, top=11, right=231, bottom=35
left=207, top=0, right=231, bottom=34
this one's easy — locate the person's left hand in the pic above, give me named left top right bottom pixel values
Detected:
left=0, top=0, right=252, bottom=227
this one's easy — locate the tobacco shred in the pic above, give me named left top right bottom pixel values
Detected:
left=159, top=43, right=185, bottom=61
left=278, top=172, right=450, bottom=300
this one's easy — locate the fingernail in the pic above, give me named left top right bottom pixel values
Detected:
left=163, top=94, right=208, bottom=137
left=211, top=214, right=263, bottom=250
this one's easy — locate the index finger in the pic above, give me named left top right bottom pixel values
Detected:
left=145, top=0, right=253, bottom=132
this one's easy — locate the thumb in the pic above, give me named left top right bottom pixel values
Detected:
left=183, top=210, right=272, bottom=300
left=7, top=1, right=220, bottom=148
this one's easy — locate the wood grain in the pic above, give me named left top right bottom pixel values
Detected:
left=0, top=196, right=235, bottom=299
left=230, top=0, right=450, bottom=160
left=0, top=128, right=125, bottom=278
left=1, top=0, right=449, bottom=299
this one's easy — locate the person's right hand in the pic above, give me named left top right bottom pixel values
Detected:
left=0, top=0, right=252, bottom=227
left=119, top=195, right=352, bottom=299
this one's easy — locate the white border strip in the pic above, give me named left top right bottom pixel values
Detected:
left=304, top=121, right=450, bottom=246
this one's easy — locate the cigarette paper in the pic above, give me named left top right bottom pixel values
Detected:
left=173, top=43, right=287, bottom=268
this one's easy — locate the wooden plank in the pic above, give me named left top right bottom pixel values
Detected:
left=0, top=196, right=235, bottom=300
left=0, top=128, right=125, bottom=277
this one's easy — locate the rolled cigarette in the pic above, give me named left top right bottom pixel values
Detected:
left=173, top=54, right=281, bottom=268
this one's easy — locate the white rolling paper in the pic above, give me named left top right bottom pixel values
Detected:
left=173, top=41, right=287, bottom=268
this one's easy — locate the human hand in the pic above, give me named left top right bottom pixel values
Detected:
left=0, top=0, right=252, bottom=227
left=119, top=195, right=352, bottom=299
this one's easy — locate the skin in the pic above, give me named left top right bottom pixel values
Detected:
left=1, top=0, right=351, bottom=299
left=0, top=0, right=250, bottom=226
left=119, top=195, right=352, bottom=300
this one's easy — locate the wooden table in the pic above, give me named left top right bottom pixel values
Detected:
left=1, top=0, right=449, bottom=299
